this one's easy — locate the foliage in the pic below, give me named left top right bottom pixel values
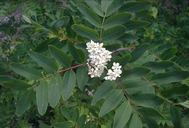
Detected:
left=1, top=0, right=189, bottom=127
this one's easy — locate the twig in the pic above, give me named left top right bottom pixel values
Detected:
left=115, top=79, right=131, bottom=102
left=32, top=63, right=87, bottom=88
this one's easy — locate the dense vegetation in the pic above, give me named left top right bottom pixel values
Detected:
left=0, top=0, right=189, bottom=127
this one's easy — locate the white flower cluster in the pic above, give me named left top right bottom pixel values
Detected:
left=104, top=62, right=122, bottom=81
left=86, top=40, right=122, bottom=81
left=86, top=40, right=112, bottom=78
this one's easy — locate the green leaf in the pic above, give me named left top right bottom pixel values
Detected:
left=120, top=67, right=151, bottom=81
left=138, top=107, right=165, bottom=119
left=63, top=9, right=77, bottom=38
left=170, top=104, right=182, bottom=128
left=99, top=90, right=123, bottom=117
left=3, top=80, right=31, bottom=91
left=10, top=63, right=43, bottom=80
left=77, top=115, right=87, bottom=127
left=101, top=0, right=113, bottom=13
left=77, top=66, right=89, bottom=91
left=72, top=24, right=99, bottom=41
left=129, top=113, right=142, bottom=128
left=92, top=81, right=117, bottom=105
left=161, top=84, right=189, bottom=98
left=62, top=70, right=76, bottom=100
left=113, top=101, right=132, bottom=128
left=118, top=1, right=151, bottom=13
left=117, top=33, right=138, bottom=42
left=114, top=54, right=131, bottom=68
left=72, top=108, right=79, bottom=122
left=136, top=10, right=149, bottom=19
left=106, top=0, right=124, bottom=17
left=39, top=123, right=51, bottom=128
left=103, top=43, right=121, bottom=51
left=0, top=75, right=15, bottom=85
left=48, top=75, right=62, bottom=107
left=131, top=94, right=164, bottom=107
left=53, top=121, right=74, bottom=128
left=85, top=0, right=104, bottom=17
left=61, top=106, right=72, bottom=120
left=31, top=20, right=50, bottom=32
left=102, top=25, right=126, bottom=43
left=124, top=20, right=150, bottom=31
left=78, top=4, right=101, bottom=28
left=129, top=44, right=149, bottom=63
left=51, top=16, right=70, bottom=35
left=104, top=12, right=131, bottom=29
left=142, top=61, right=174, bottom=72
left=123, top=81, right=155, bottom=94
left=33, top=38, right=59, bottom=53
left=179, top=100, right=189, bottom=108
left=143, top=117, right=159, bottom=128
left=161, top=48, right=177, bottom=60
left=68, top=41, right=85, bottom=64
left=36, top=81, right=48, bottom=115
left=16, top=89, right=34, bottom=116
left=28, top=51, right=58, bottom=74
left=151, top=71, right=189, bottom=84
left=49, top=45, right=71, bottom=68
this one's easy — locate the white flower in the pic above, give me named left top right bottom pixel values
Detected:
left=112, top=62, right=122, bottom=70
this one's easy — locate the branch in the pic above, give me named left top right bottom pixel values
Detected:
left=32, top=63, right=87, bottom=88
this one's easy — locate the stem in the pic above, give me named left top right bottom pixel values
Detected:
left=32, top=63, right=87, bottom=88
left=115, top=79, right=131, bottom=102
left=100, top=14, right=106, bottom=43
left=148, top=50, right=161, bottom=60
left=50, top=31, right=82, bottom=43
left=115, top=79, right=138, bottom=113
